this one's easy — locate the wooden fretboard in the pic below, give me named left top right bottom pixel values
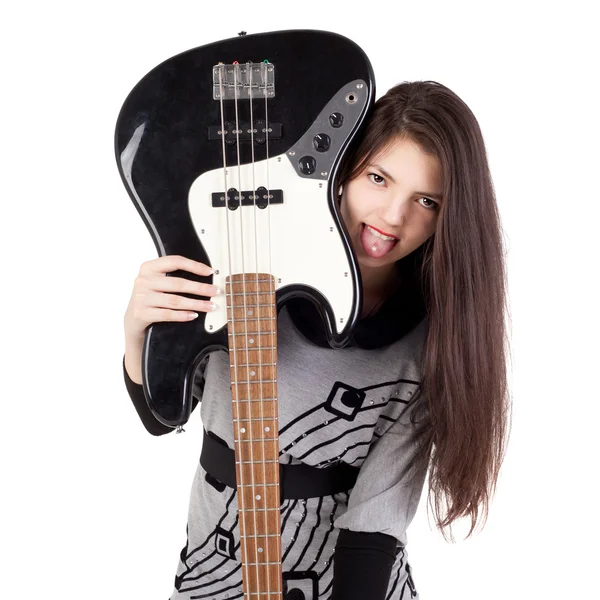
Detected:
left=226, top=273, right=282, bottom=599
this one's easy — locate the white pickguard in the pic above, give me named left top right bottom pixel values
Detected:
left=188, top=154, right=354, bottom=334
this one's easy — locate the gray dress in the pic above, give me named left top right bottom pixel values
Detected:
left=169, top=305, right=429, bottom=600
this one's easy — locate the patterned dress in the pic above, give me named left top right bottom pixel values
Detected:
left=168, top=299, right=429, bottom=600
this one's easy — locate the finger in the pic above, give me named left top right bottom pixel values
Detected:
left=148, top=276, right=219, bottom=298
left=145, top=306, right=201, bottom=323
left=141, top=255, right=214, bottom=277
left=146, top=290, right=217, bottom=313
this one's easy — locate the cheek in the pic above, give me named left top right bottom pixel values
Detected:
left=344, top=186, right=372, bottom=220
left=339, top=192, right=361, bottom=224
left=403, top=214, right=437, bottom=246
left=419, top=217, right=438, bottom=241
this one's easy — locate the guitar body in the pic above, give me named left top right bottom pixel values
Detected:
left=115, top=29, right=375, bottom=427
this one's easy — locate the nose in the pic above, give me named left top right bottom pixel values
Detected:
left=380, top=194, right=410, bottom=228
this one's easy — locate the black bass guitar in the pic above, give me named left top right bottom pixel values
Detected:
left=116, top=29, right=375, bottom=600
left=115, top=30, right=374, bottom=429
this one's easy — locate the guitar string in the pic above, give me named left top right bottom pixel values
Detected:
left=247, top=61, right=274, bottom=597
left=232, top=61, right=261, bottom=598
left=263, top=60, right=279, bottom=595
left=217, top=63, right=250, bottom=597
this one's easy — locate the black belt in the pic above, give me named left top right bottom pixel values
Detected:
left=200, top=429, right=360, bottom=501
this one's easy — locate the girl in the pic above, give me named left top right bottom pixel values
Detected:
left=123, top=80, right=510, bottom=599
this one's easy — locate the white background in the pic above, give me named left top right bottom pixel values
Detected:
left=1, top=1, right=598, bottom=598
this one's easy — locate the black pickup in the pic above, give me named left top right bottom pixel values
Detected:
left=211, top=187, right=283, bottom=209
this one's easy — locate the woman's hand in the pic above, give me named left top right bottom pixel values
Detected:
left=123, top=255, right=218, bottom=383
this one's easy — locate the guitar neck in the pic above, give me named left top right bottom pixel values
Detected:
left=226, top=273, right=283, bottom=598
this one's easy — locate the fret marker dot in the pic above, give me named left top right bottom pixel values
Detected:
left=258, top=547, right=263, bottom=553
left=250, top=370, right=256, bottom=376
left=240, top=427, right=246, bottom=433
left=248, top=309, right=253, bottom=315
left=249, top=338, right=255, bottom=344
left=265, top=426, right=270, bottom=432
left=256, top=494, right=261, bottom=500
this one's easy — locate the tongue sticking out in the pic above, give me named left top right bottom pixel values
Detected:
left=360, top=224, right=398, bottom=258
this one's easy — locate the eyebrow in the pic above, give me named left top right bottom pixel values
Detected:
left=371, top=164, right=443, bottom=201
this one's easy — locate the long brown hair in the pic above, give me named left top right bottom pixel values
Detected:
left=338, top=81, right=512, bottom=541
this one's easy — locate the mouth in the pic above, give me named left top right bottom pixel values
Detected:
left=364, top=224, right=399, bottom=241
left=360, top=223, right=399, bottom=259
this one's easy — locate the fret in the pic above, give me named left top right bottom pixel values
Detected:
left=226, top=290, right=275, bottom=297
left=236, top=459, right=279, bottom=464
left=239, top=508, right=280, bottom=512
left=241, top=561, right=282, bottom=565
left=232, top=379, right=277, bottom=385
left=233, top=397, right=277, bottom=402
left=227, top=302, right=275, bottom=308
left=231, top=345, right=277, bottom=351
left=234, top=437, right=278, bottom=443
left=235, top=439, right=278, bottom=454
left=234, top=416, right=279, bottom=422
left=236, top=467, right=278, bottom=486
left=228, top=317, right=274, bottom=322
left=229, top=331, right=277, bottom=336
left=226, top=278, right=274, bottom=284
left=237, top=483, right=279, bottom=487
left=240, top=533, right=280, bottom=538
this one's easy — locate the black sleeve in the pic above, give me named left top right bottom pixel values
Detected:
left=331, top=529, right=397, bottom=600
left=122, top=355, right=202, bottom=436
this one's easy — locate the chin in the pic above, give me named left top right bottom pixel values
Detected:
left=357, top=252, right=398, bottom=269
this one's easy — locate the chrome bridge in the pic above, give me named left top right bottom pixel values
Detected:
left=213, top=62, right=275, bottom=100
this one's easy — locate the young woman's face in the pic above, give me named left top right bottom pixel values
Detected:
left=340, top=136, right=443, bottom=272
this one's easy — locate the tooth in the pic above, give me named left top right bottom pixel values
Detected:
left=367, top=225, right=395, bottom=241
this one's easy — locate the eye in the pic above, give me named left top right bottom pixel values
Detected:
left=367, top=172, right=386, bottom=186
left=419, top=197, right=439, bottom=211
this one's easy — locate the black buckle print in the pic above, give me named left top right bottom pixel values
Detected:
left=325, top=382, right=366, bottom=421
left=214, top=526, right=236, bottom=560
